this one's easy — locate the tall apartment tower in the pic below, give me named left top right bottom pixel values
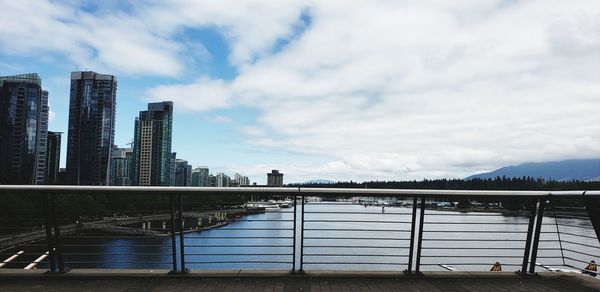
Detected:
left=174, top=159, right=192, bottom=186
left=267, top=169, right=284, bottom=187
left=110, top=147, right=132, bottom=186
left=0, top=73, right=49, bottom=184
left=66, top=71, right=117, bottom=185
left=45, top=131, right=62, bottom=184
left=191, top=167, right=209, bottom=187
left=216, top=173, right=230, bottom=187
left=133, top=101, right=173, bottom=186
left=234, top=173, right=249, bottom=187
left=170, top=152, right=177, bottom=186
left=208, top=174, right=217, bottom=187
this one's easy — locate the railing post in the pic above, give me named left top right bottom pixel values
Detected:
left=414, top=196, right=426, bottom=275
left=42, top=193, right=67, bottom=274
left=583, top=194, right=600, bottom=244
left=178, top=194, right=188, bottom=273
left=406, top=196, right=418, bottom=275
left=551, top=203, right=566, bottom=266
left=299, top=194, right=305, bottom=273
left=42, top=193, right=58, bottom=274
left=168, top=194, right=178, bottom=273
left=291, top=190, right=298, bottom=273
left=50, top=193, right=67, bottom=273
left=519, top=198, right=537, bottom=275
left=528, top=198, right=545, bottom=275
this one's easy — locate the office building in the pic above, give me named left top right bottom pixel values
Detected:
left=125, top=148, right=135, bottom=185
left=174, top=159, right=192, bottom=186
left=45, top=131, right=62, bottom=184
left=170, top=152, right=177, bottom=186
left=0, top=73, right=49, bottom=185
left=133, top=101, right=173, bottom=186
left=234, top=173, right=250, bottom=187
left=208, top=174, right=217, bottom=187
left=267, top=169, right=284, bottom=187
left=66, top=71, right=117, bottom=185
left=57, top=168, right=67, bottom=184
left=216, top=173, right=229, bottom=187
left=191, top=167, right=209, bottom=187
left=110, top=147, right=132, bottom=186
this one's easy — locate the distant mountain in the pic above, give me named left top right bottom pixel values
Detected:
left=302, top=179, right=336, bottom=184
left=466, top=159, right=600, bottom=181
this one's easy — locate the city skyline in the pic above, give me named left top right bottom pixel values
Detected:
left=1, top=1, right=600, bottom=184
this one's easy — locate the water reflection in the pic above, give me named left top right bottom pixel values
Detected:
left=7, top=203, right=598, bottom=272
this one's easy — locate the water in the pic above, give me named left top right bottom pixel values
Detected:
left=3, top=203, right=598, bottom=272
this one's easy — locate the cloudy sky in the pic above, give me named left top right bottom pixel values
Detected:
left=1, top=0, right=600, bottom=184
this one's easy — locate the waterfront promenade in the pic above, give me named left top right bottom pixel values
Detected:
left=0, top=270, right=599, bottom=291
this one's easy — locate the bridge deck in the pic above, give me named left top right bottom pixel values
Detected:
left=0, top=270, right=598, bottom=292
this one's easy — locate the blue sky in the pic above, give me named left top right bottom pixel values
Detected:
left=1, top=0, right=600, bottom=183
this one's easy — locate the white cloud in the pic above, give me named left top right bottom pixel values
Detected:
left=3, top=0, right=600, bottom=182
left=0, top=1, right=183, bottom=76
left=140, top=0, right=311, bottom=65
left=146, top=77, right=233, bottom=111
left=203, top=115, right=232, bottom=124
left=150, top=0, right=600, bottom=182
left=0, top=0, right=308, bottom=76
left=48, top=110, right=56, bottom=122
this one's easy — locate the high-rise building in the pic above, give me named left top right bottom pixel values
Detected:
left=125, top=148, right=135, bottom=185
left=133, top=101, right=173, bottom=186
left=208, top=174, right=217, bottom=187
left=57, top=168, right=67, bottom=184
left=110, top=147, right=132, bottom=186
left=174, top=159, right=192, bottom=186
left=170, top=152, right=177, bottom=186
left=267, top=169, right=284, bottom=187
left=234, top=173, right=250, bottom=187
left=0, top=73, right=49, bottom=185
left=45, top=131, right=62, bottom=184
left=66, top=71, right=117, bottom=185
left=216, top=173, right=230, bottom=187
left=191, top=167, right=209, bottom=187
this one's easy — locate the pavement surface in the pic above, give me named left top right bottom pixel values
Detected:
left=0, top=270, right=598, bottom=292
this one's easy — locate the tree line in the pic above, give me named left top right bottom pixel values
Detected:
left=288, top=176, right=600, bottom=210
left=1, top=177, right=598, bottom=232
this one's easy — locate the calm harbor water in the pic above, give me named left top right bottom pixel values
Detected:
left=4, top=203, right=599, bottom=272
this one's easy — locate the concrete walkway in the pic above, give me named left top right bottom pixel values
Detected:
left=0, top=270, right=598, bottom=292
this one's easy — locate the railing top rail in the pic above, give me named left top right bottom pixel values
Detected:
left=303, top=188, right=600, bottom=197
left=0, top=185, right=597, bottom=197
left=0, top=185, right=298, bottom=195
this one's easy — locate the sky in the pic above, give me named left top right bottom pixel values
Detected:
left=1, top=0, right=600, bottom=184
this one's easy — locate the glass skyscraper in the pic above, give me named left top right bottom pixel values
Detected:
left=174, top=159, right=192, bottom=186
left=0, top=73, right=49, bottom=185
left=66, top=71, right=117, bottom=185
left=191, top=167, right=209, bottom=187
left=133, top=101, right=173, bottom=186
left=110, top=147, right=132, bottom=186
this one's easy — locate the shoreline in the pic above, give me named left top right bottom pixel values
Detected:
left=1, top=209, right=249, bottom=250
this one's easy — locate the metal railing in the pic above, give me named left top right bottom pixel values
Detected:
left=0, top=186, right=598, bottom=276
